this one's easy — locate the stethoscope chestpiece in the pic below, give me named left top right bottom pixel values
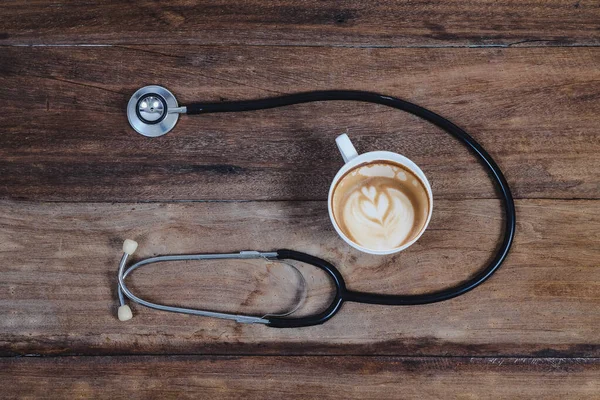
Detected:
left=127, top=85, right=186, bottom=137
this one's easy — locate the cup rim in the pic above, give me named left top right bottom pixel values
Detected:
left=328, top=151, right=433, bottom=255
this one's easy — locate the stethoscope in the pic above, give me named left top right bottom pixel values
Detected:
left=117, top=85, right=516, bottom=328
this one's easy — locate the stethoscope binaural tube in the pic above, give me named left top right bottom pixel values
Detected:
left=120, top=87, right=516, bottom=327
left=116, top=244, right=346, bottom=327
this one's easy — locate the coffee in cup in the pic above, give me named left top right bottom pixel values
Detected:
left=328, top=134, right=433, bottom=255
left=331, top=160, right=430, bottom=251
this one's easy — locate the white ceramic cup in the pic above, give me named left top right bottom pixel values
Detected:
left=328, top=134, right=433, bottom=255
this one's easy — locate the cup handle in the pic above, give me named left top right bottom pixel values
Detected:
left=336, top=134, right=359, bottom=163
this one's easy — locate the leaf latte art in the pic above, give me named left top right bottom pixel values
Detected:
left=332, top=162, right=430, bottom=251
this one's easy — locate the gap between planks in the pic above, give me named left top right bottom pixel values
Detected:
left=3, top=42, right=600, bottom=49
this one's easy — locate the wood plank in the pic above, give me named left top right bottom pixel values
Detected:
left=2, top=356, right=599, bottom=399
left=1, top=199, right=598, bottom=357
left=1, top=1, right=598, bottom=47
left=1, top=46, right=599, bottom=201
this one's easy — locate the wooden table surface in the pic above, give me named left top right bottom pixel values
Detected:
left=1, top=1, right=599, bottom=398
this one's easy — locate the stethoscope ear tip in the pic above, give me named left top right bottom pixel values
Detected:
left=118, top=304, right=133, bottom=321
left=122, top=239, right=138, bottom=255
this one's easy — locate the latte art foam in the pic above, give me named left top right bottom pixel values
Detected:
left=332, top=162, right=430, bottom=251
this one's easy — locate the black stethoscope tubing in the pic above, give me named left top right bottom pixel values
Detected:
left=180, top=91, right=516, bottom=328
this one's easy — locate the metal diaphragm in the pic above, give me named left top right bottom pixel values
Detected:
left=127, top=85, right=180, bottom=137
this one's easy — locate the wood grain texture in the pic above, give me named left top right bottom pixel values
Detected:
left=1, top=46, right=599, bottom=201
left=1, top=199, right=598, bottom=357
left=0, top=0, right=598, bottom=47
left=2, top=356, right=599, bottom=399
left=3, top=2, right=599, bottom=396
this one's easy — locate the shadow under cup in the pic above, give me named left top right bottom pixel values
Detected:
left=329, top=157, right=432, bottom=255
